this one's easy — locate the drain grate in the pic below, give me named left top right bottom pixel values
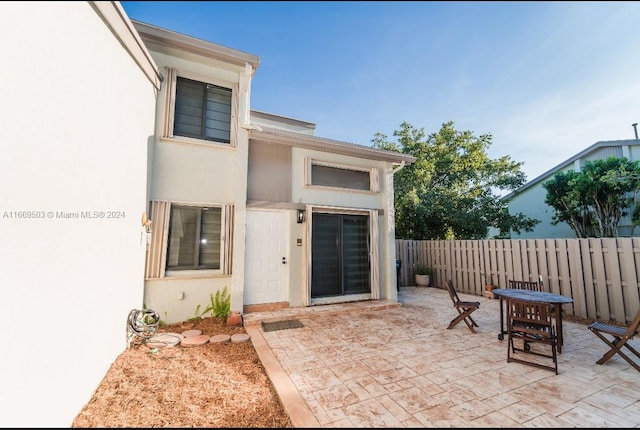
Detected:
left=261, top=319, right=304, bottom=332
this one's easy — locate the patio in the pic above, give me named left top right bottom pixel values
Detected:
left=244, top=286, right=640, bottom=427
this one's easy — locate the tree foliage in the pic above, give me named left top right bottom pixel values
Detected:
left=373, top=121, right=538, bottom=239
left=542, top=156, right=640, bottom=237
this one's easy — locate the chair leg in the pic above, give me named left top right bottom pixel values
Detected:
left=461, top=315, right=476, bottom=333
left=468, top=315, right=479, bottom=327
left=592, top=333, right=640, bottom=372
left=447, top=310, right=477, bottom=333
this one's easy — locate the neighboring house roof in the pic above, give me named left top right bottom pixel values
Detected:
left=131, top=19, right=260, bottom=74
left=248, top=125, right=416, bottom=165
left=504, top=139, right=640, bottom=199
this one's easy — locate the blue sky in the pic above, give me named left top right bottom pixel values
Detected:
left=121, top=1, right=640, bottom=182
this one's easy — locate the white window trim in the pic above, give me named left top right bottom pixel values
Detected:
left=305, top=158, right=380, bottom=193
left=161, top=67, right=239, bottom=148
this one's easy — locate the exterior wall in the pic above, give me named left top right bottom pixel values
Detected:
left=142, top=44, right=251, bottom=324
left=508, top=166, right=577, bottom=239
left=291, top=149, right=388, bottom=209
left=290, top=148, right=396, bottom=305
left=0, top=2, right=158, bottom=427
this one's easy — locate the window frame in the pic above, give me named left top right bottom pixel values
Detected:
left=165, top=204, right=223, bottom=274
left=162, top=68, right=239, bottom=148
left=305, top=158, right=379, bottom=193
left=144, top=200, right=233, bottom=279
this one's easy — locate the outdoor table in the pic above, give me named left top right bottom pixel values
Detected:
left=493, top=288, right=574, bottom=353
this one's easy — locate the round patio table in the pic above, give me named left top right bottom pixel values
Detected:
left=492, top=288, right=573, bottom=353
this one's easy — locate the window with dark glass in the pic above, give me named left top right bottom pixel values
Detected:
left=174, top=77, right=231, bottom=143
left=311, top=164, right=370, bottom=190
left=166, top=205, right=221, bottom=270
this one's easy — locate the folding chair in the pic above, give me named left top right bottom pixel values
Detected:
left=588, top=308, right=640, bottom=372
left=445, top=280, right=480, bottom=333
left=506, top=298, right=558, bottom=374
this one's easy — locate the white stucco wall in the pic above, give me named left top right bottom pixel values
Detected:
left=290, top=148, right=395, bottom=303
left=291, top=148, right=388, bottom=209
left=143, top=44, right=251, bottom=324
left=0, top=2, right=156, bottom=426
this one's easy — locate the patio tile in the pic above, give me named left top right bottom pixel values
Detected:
left=247, top=286, right=640, bottom=428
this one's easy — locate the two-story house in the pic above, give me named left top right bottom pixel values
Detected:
left=134, top=21, right=415, bottom=324
left=2, top=3, right=414, bottom=426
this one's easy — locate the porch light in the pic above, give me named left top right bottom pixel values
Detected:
left=297, top=209, right=306, bottom=223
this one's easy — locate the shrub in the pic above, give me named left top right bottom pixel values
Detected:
left=202, top=286, right=231, bottom=321
left=414, top=264, right=433, bottom=275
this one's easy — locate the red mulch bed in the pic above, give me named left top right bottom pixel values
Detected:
left=72, top=317, right=293, bottom=428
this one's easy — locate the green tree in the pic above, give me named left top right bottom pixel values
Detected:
left=543, top=156, right=640, bottom=237
left=373, top=121, right=538, bottom=239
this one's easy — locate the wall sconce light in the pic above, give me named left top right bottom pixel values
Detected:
left=297, top=209, right=306, bottom=223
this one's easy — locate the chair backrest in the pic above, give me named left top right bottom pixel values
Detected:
left=626, top=307, right=640, bottom=336
left=445, top=280, right=461, bottom=305
left=507, top=299, right=554, bottom=339
left=508, top=279, right=544, bottom=292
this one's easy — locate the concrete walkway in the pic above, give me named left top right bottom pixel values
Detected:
left=244, top=287, right=640, bottom=428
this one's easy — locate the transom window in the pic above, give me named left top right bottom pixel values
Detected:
left=174, top=77, right=231, bottom=143
left=310, top=161, right=376, bottom=192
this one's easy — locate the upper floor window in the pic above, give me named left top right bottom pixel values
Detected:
left=162, top=68, right=237, bottom=146
left=174, top=77, right=231, bottom=143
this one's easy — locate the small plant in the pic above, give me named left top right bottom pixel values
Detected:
left=414, top=263, right=433, bottom=275
left=481, top=272, right=495, bottom=285
left=187, top=304, right=203, bottom=323
left=202, top=286, right=231, bottom=321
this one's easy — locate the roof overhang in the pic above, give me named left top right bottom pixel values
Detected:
left=249, top=126, right=416, bottom=165
left=131, top=19, right=260, bottom=75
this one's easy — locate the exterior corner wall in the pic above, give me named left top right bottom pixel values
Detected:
left=0, top=2, right=156, bottom=426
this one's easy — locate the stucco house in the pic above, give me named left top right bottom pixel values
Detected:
left=2, top=2, right=414, bottom=426
left=506, top=139, right=640, bottom=238
left=134, top=20, right=415, bottom=324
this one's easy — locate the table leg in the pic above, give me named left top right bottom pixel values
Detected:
left=556, top=304, right=563, bottom=354
left=498, top=297, right=505, bottom=340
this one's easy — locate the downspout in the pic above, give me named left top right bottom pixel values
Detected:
left=392, top=160, right=406, bottom=174
left=391, top=160, right=405, bottom=291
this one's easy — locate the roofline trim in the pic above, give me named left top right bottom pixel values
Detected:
left=131, top=19, right=260, bottom=74
left=92, top=2, right=162, bottom=90
left=249, top=127, right=416, bottom=164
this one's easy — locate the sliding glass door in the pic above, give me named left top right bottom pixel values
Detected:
left=311, top=213, right=370, bottom=298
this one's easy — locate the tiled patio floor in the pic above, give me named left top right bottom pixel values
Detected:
left=244, top=286, right=640, bottom=428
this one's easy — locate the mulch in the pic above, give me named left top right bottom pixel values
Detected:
left=71, top=316, right=293, bottom=428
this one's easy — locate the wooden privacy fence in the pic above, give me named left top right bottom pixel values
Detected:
left=395, top=238, right=640, bottom=326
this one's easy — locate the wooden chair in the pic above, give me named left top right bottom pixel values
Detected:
left=445, top=280, right=480, bottom=333
left=506, top=298, right=558, bottom=374
left=588, top=308, right=640, bottom=372
left=508, top=278, right=561, bottom=320
left=508, top=279, right=544, bottom=292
